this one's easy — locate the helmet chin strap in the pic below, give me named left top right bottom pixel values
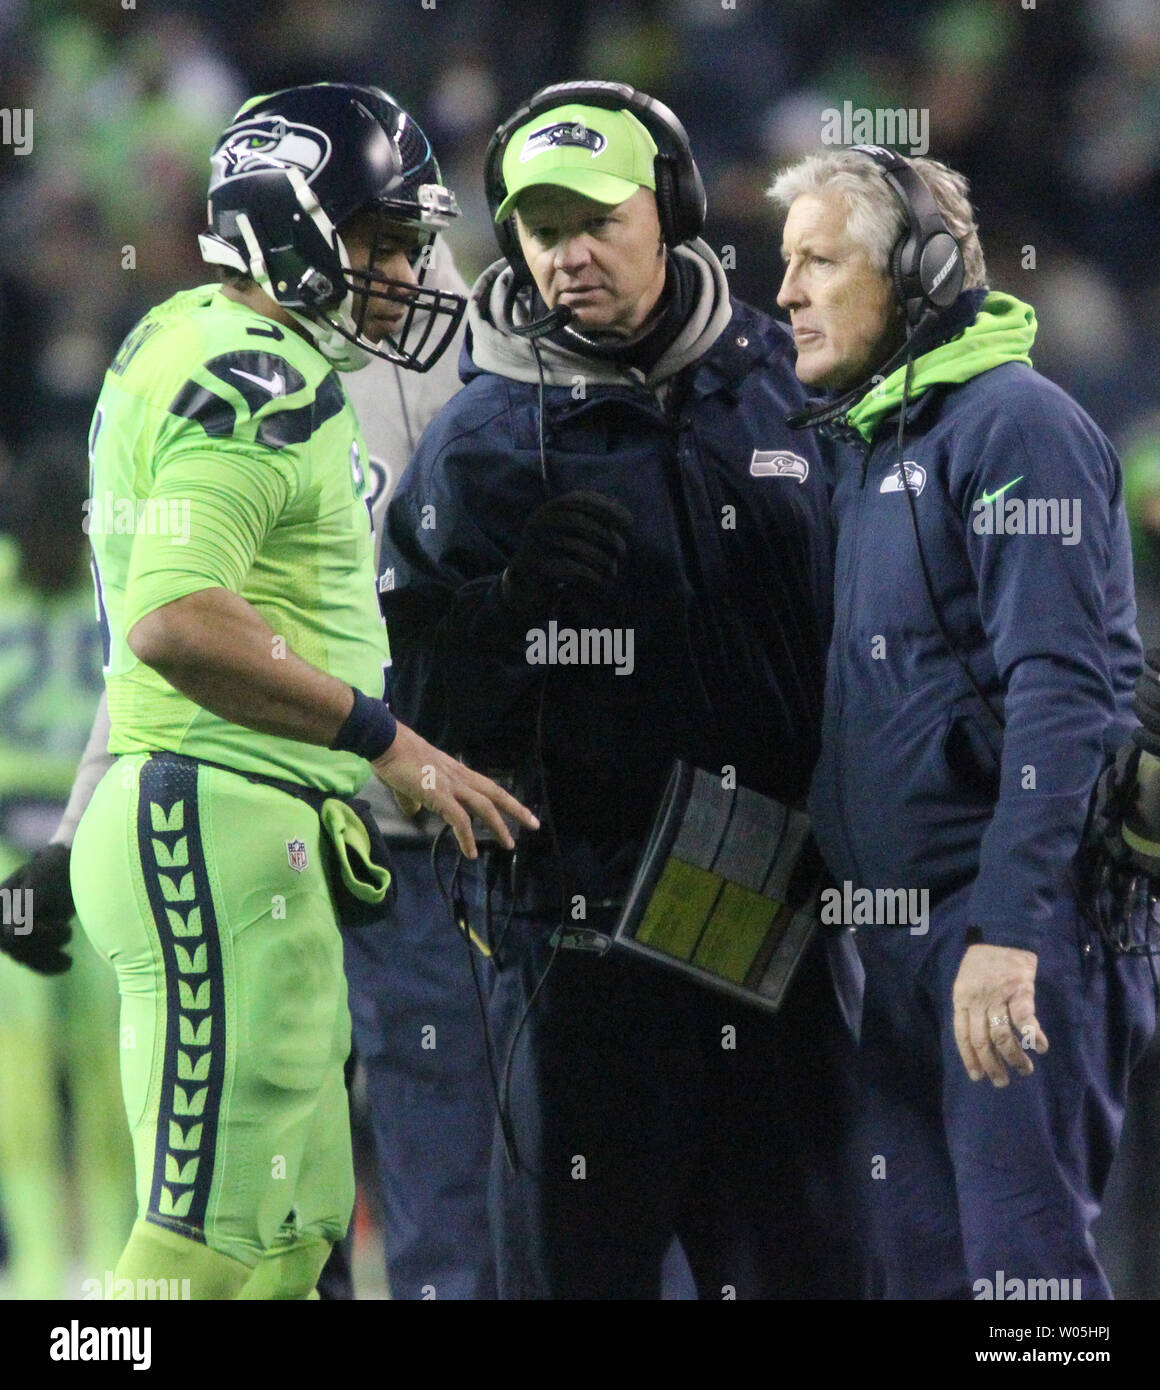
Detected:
left=230, top=201, right=371, bottom=371
left=291, top=309, right=371, bottom=371
left=306, top=242, right=374, bottom=373
left=283, top=172, right=374, bottom=370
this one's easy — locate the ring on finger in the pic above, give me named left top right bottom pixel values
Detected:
left=989, top=1014, right=1010, bottom=1029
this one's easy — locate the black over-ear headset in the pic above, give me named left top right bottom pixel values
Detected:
left=484, top=79, right=707, bottom=286
left=851, top=143, right=965, bottom=332
left=788, top=142, right=967, bottom=431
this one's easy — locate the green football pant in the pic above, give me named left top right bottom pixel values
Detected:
left=70, top=752, right=354, bottom=1287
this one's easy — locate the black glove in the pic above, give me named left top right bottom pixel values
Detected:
left=501, top=490, right=633, bottom=624
left=0, top=842, right=74, bottom=975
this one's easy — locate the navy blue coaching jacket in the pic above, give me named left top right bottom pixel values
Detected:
left=808, top=291, right=1140, bottom=951
left=379, top=242, right=834, bottom=886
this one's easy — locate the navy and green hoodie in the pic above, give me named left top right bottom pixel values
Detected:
left=808, top=290, right=1140, bottom=950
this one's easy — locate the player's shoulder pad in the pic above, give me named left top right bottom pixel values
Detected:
left=168, top=342, right=346, bottom=451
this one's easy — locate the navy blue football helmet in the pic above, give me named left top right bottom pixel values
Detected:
left=199, top=83, right=465, bottom=372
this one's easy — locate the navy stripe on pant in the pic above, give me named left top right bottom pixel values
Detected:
left=137, top=756, right=227, bottom=1242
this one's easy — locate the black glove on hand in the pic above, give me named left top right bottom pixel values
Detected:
left=501, top=490, right=634, bottom=624
left=0, top=842, right=74, bottom=975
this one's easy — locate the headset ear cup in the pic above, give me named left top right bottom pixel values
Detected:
left=890, top=232, right=913, bottom=319
left=919, top=230, right=965, bottom=309
left=678, top=159, right=707, bottom=243
left=653, top=158, right=680, bottom=246
left=496, top=215, right=532, bottom=284
left=485, top=102, right=534, bottom=277
left=654, top=153, right=705, bottom=245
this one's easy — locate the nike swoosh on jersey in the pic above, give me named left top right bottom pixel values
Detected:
left=230, top=366, right=285, bottom=396
left=980, top=475, right=1023, bottom=506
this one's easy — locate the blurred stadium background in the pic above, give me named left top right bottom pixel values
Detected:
left=0, top=0, right=1158, bottom=1299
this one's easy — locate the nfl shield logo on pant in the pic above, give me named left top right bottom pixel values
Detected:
left=286, top=839, right=308, bottom=872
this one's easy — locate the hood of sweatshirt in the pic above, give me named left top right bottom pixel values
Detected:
left=465, top=238, right=735, bottom=391
left=844, top=290, right=1037, bottom=442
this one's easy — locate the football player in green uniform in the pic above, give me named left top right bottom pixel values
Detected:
left=0, top=443, right=133, bottom=1297
left=66, top=83, right=537, bottom=1300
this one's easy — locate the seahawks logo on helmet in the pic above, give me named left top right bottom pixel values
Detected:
left=209, top=116, right=332, bottom=191
left=520, top=121, right=607, bottom=162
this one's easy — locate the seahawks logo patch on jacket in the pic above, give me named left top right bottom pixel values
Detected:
left=750, top=450, right=809, bottom=483
left=520, top=122, right=607, bottom=162
left=879, top=461, right=927, bottom=497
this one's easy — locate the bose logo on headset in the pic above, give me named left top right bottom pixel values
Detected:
left=929, top=250, right=960, bottom=293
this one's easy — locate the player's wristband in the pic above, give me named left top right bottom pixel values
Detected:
left=329, top=687, right=398, bottom=762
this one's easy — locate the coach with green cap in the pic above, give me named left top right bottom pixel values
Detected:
left=379, top=82, right=865, bottom=1300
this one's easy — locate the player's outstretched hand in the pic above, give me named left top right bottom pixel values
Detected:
left=0, top=843, right=75, bottom=975
left=370, top=721, right=539, bottom=859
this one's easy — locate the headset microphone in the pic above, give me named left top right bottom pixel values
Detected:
left=510, top=303, right=575, bottom=339
left=786, top=314, right=944, bottom=430
left=500, top=272, right=575, bottom=340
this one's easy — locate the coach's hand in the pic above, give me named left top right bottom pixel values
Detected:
left=501, top=490, right=633, bottom=623
left=0, top=843, right=74, bottom=975
left=952, top=942, right=1048, bottom=1086
left=371, top=721, right=538, bottom=859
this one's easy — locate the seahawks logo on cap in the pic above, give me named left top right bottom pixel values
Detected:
left=750, top=450, right=809, bottom=483
left=520, top=122, right=607, bottom=162
left=210, top=116, right=332, bottom=191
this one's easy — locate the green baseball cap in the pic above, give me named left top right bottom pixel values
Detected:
left=494, top=103, right=658, bottom=222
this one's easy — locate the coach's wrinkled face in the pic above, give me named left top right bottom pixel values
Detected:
left=514, top=185, right=667, bottom=336
left=777, top=189, right=902, bottom=390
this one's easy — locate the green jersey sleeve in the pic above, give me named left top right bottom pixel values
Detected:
left=123, top=435, right=292, bottom=635
left=90, top=286, right=390, bottom=795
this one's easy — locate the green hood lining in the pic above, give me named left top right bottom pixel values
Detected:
left=844, top=291, right=1036, bottom=443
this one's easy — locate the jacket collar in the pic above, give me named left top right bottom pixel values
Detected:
left=844, top=289, right=1034, bottom=442
left=463, top=240, right=734, bottom=391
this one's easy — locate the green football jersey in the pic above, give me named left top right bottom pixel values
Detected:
left=87, top=285, right=389, bottom=795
